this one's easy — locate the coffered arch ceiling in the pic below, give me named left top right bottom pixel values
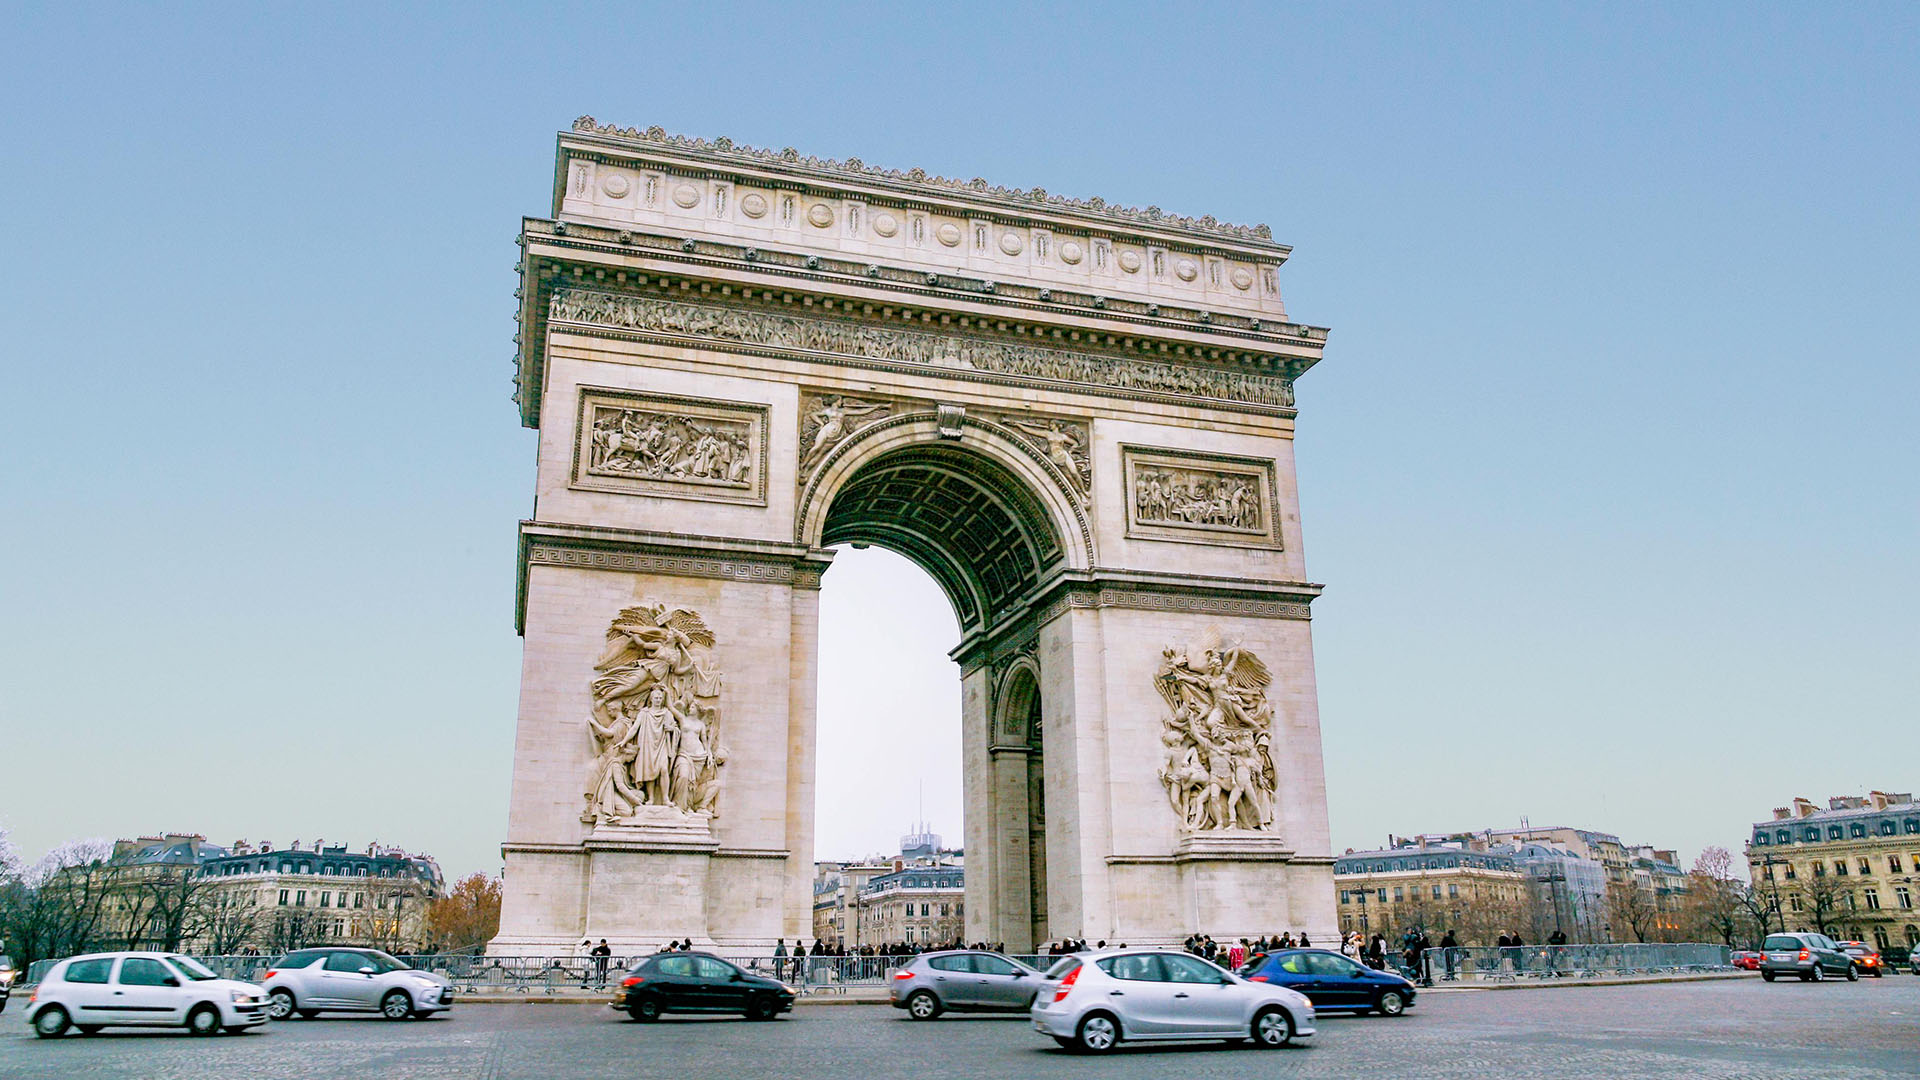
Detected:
left=821, top=445, right=1065, bottom=634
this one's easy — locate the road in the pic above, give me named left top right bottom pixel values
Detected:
left=1, top=976, right=1914, bottom=1079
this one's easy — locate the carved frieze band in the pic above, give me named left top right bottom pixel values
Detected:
left=527, top=543, right=800, bottom=585
left=572, top=387, right=768, bottom=505
left=1123, top=446, right=1281, bottom=548
left=548, top=288, right=1295, bottom=410
left=1032, top=589, right=1313, bottom=627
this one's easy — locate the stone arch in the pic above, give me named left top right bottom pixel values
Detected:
left=797, top=412, right=1094, bottom=634
left=993, top=653, right=1044, bottom=749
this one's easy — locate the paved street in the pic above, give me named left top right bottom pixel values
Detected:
left=2, top=977, right=1914, bottom=1079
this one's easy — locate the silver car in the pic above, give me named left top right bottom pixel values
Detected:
left=1029, top=948, right=1315, bottom=1053
left=889, top=950, right=1042, bottom=1019
left=262, top=948, right=453, bottom=1020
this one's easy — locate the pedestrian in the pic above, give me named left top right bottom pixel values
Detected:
left=1439, top=930, right=1459, bottom=981
left=591, top=939, right=612, bottom=989
left=1228, top=939, right=1247, bottom=970
left=1367, top=933, right=1387, bottom=970
left=1510, top=930, right=1527, bottom=973
left=1299, top=933, right=1311, bottom=948
left=792, top=939, right=808, bottom=984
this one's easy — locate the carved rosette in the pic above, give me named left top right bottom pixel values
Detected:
left=582, top=601, right=727, bottom=828
left=1153, top=630, right=1277, bottom=833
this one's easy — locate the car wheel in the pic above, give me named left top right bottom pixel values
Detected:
left=1252, top=1006, right=1294, bottom=1048
left=381, top=990, right=414, bottom=1020
left=1761, top=971, right=1775, bottom=982
left=1075, top=1012, right=1119, bottom=1053
left=1845, top=964, right=1859, bottom=982
left=746, top=995, right=778, bottom=1021
left=267, top=989, right=297, bottom=1020
left=33, top=1006, right=71, bottom=1038
left=1810, top=964, right=1825, bottom=982
left=629, top=995, right=662, bottom=1022
left=187, top=1004, right=223, bottom=1036
left=1377, top=989, right=1407, bottom=1017
left=905, top=990, right=941, bottom=1020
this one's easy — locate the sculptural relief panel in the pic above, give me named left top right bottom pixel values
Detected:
left=797, top=391, right=912, bottom=477
left=572, top=388, right=768, bottom=505
left=1122, top=446, right=1280, bottom=547
left=1154, top=630, right=1277, bottom=833
left=582, top=601, right=729, bottom=828
left=988, top=412, right=1091, bottom=502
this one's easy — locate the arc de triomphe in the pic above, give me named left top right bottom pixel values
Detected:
left=492, top=119, right=1334, bottom=954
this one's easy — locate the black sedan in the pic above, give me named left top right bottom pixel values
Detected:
left=1240, top=948, right=1417, bottom=1016
left=612, top=952, right=795, bottom=1021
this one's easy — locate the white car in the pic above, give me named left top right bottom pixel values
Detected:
left=260, top=948, right=453, bottom=1020
left=25, top=952, right=269, bottom=1038
left=1029, top=948, right=1316, bottom=1053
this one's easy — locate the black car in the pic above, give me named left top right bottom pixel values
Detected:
left=1239, top=948, right=1417, bottom=1016
left=612, top=952, right=794, bottom=1021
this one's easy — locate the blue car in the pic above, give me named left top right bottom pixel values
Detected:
left=1239, top=949, right=1417, bottom=1016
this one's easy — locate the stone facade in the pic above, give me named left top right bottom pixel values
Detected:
left=492, top=122, right=1336, bottom=955
left=1747, top=791, right=1920, bottom=953
left=1334, top=842, right=1528, bottom=945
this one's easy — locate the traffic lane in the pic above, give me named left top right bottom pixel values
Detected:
left=0, top=978, right=1914, bottom=1080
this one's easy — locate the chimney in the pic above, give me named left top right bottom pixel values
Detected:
left=1793, top=797, right=1817, bottom=818
left=1772, top=807, right=1792, bottom=820
left=1869, top=791, right=1890, bottom=810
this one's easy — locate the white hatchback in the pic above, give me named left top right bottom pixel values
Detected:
left=25, top=952, right=269, bottom=1038
left=1030, top=948, right=1315, bottom=1053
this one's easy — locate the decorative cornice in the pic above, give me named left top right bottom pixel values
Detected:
left=548, top=287, right=1295, bottom=411
left=1032, top=585, right=1315, bottom=628
left=570, top=117, right=1276, bottom=244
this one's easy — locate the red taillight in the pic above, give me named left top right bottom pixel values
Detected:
left=621, top=976, right=644, bottom=987
left=1798, top=949, right=1810, bottom=962
left=264, top=970, right=278, bottom=980
left=1051, top=964, right=1082, bottom=1003
left=892, top=971, right=915, bottom=980
left=1249, top=975, right=1269, bottom=982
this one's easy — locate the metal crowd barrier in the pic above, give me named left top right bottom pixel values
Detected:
left=1420, top=943, right=1732, bottom=983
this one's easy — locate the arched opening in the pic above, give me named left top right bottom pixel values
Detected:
left=809, top=436, right=1074, bottom=952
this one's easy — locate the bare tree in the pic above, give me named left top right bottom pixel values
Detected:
left=195, top=890, right=267, bottom=954
left=1606, top=880, right=1659, bottom=943
left=1683, top=848, right=1747, bottom=948
left=1789, top=871, right=1848, bottom=937
left=140, top=868, right=218, bottom=952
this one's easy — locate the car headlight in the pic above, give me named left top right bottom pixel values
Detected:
left=228, top=989, right=249, bottom=1003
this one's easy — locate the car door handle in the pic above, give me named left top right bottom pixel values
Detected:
left=1173, top=992, right=1190, bottom=998
left=112, top=991, right=124, bottom=996
left=1109, top=990, right=1124, bottom=996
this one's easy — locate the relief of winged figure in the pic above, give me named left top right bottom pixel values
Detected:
left=800, top=396, right=888, bottom=472
left=582, top=602, right=727, bottom=824
left=1005, top=417, right=1090, bottom=498
left=1154, top=629, right=1278, bottom=832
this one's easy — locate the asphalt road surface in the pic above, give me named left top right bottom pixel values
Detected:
left=2, top=976, right=1914, bottom=1079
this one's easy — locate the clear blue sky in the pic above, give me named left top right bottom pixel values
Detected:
left=2, top=4, right=1914, bottom=878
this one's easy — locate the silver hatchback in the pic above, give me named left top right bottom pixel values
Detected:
left=1030, top=948, right=1315, bottom=1053
left=890, top=950, right=1042, bottom=1018
left=262, top=948, right=453, bottom=1020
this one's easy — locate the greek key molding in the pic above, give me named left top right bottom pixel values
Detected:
left=548, top=287, right=1294, bottom=410
left=1033, top=588, right=1313, bottom=627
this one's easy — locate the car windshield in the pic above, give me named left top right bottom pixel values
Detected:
left=165, top=956, right=221, bottom=981
left=361, top=951, right=411, bottom=973
left=1762, top=935, right=1803, bottom=951
left=1842, top=945, right=1870, bottom=955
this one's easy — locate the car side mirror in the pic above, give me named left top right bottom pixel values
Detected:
left=730, top=972, right=743, bottom=981
left=359, top=966, right=377, bottom=975
left=162, top=976, right=181, bottom=987
left=1012, top=970, right=1026, bottom=977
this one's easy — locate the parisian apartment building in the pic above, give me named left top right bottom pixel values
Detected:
left=1747, top=791, right=1920, bottom=954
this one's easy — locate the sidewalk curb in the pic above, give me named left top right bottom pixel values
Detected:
left=1424, top=972, right=1748, bottom=992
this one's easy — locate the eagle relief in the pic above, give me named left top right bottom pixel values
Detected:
left=581, top=602, right=727, bottom=826
left=1154, top=631, right=1278, bottom=833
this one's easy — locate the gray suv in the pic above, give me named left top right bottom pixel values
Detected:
left=889, top=950, right=1042, bottom=1019
left=262, top=948, right=453, bottom=1019
left=1759, top=933, right=1857, bottom=982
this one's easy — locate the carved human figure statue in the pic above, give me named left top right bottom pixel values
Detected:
left=1154, top=631, right=1277, bottom=833
left=800, top=396, right=886, bottom=471
left=581, top=602, right=726, bottom=825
